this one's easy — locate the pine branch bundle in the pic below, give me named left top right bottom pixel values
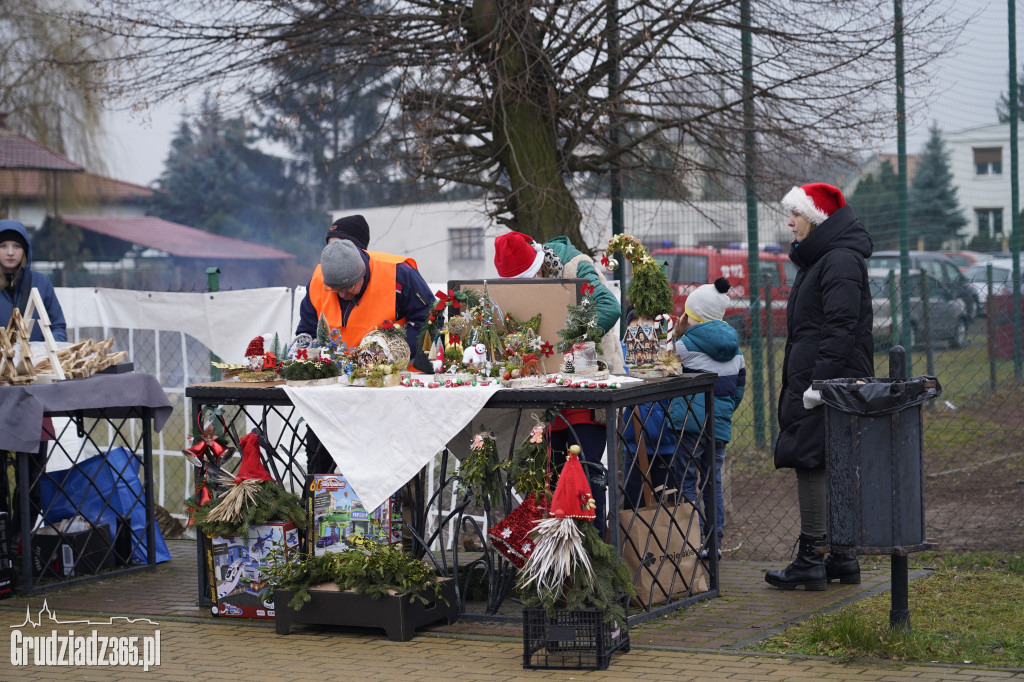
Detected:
left=192, top=480, right=306, bottom=538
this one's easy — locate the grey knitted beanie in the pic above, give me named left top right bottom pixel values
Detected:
left=321, top=240, right=366, bottom=290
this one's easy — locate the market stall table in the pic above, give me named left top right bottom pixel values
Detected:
left=0, top=372, right=173, bottom=593
left=185, top=373, right=718, bottom=624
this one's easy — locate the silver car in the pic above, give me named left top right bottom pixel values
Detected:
left=963, top=258, right=1023, bottom=311
left=868, top=268, right=969, bottom=350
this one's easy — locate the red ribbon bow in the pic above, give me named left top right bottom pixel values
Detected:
left=296, top=348, right=308, bottom=360
left=581, top=283, right=595, bottom=296
left=433, top=289, right=461, bottom=312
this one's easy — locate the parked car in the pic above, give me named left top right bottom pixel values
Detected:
left=941, top=249, right=1000, bottom=273
left=649, top=246, right=796, bottom=339
left=963, top=258, right=1024, bottom=310
left=868, top=251, right=980, bottom=321
left=868, top=268, right=970, bottom=350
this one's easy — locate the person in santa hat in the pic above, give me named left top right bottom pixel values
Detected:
left=765, top=182, right=873, bottom=592
left=493, top=231, right=625, bottom=534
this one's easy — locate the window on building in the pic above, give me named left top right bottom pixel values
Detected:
left=973, top=147, right=1003, bottom=175
left=975, top=209, right=1004, bottom=238
left=449, top=227, right=484, bottom=261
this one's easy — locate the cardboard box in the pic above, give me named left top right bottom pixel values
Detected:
left=208, top=521, right=300, bottom=619
left=306, top=473, right=402, bottom=557
left=31, top=524, right=115, bottom=578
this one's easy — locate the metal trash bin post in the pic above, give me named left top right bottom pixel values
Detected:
left=814, top=346, right=941, bottom=630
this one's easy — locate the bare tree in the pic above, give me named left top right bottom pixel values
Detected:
left=73, top=0, right=958, bottom=248
left=1, top=0, right=110, bottom=170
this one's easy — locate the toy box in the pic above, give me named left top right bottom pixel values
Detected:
left=207, top=520, right=299, bottom=619
left=305, top=473, right=402, bottom=556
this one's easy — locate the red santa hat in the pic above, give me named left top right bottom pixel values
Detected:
left=781, top=183, right=846, bottom=226
left=494, top=231, right=544, bottom=278
left=549, top=450, right=597, bottom=521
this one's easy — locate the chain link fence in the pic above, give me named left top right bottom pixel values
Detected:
left=720, top=273, right=1024, bottom=561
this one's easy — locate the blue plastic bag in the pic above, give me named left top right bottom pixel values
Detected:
left=39, top=446, right=171, bottom=565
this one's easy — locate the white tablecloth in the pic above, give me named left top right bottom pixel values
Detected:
left=281, top=383, right=503, bottom=511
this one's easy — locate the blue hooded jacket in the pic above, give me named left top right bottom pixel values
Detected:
left=0, top=219, right=67, bottom=342
left=668, top=319, right=745, bottom=442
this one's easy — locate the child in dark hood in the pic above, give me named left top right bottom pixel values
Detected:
left=0, top=219, right=66, bottom=342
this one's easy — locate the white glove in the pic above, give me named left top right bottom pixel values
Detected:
left=802, top=387, right=823, bottom=409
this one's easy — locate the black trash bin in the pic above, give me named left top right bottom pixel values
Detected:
left=816, top=375, right=942, bottom=555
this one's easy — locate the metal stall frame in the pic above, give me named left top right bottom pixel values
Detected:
left=186, top=373, right=718, bottom=625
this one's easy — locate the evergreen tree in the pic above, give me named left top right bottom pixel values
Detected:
left=149, top=93, right=326, bottom=264
left=849, top=160, right=900, bottom=250
left=997, top=69, right=1024, bottom=122
left=909, top=123, right=967, bottom=250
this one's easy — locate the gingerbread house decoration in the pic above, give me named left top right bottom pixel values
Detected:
left=623, top=323, right=660, bottom=367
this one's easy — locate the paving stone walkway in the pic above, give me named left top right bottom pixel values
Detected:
left=1, top=539, right=1021, bottom=680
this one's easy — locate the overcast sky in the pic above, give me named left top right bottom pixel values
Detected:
left=103, top=1, right=1015, bottom=189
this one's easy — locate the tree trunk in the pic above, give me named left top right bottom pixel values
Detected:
left=473, top=0, right=589, bottom=253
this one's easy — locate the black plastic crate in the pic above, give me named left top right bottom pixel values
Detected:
left=522, top=608, right=630, bottom=670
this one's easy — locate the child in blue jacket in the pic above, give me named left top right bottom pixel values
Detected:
left=668, top=279, right=746, bottom=555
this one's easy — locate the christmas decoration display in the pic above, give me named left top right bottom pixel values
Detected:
left=501, top=421, right=550, bottom=501
left=607, top=234, right=679, bottom=375
left=545, top=375, right=621, bottom=388
left=28, top=337, right=129, bottom=383
left=280, top=351, right=340, bottom=385
left=183, top=408, right=236, bottom=520
left=245, top=336, right=265, bottom=370
left=423, top=283, right=551, bottom=384
left=0, top=287, right=67, bottom=384
left=459, top=431, right=503, bottom=502
left=262, top=540, right=447, bottom=612
left=604, top=233, right=673, bottom=321
left=488, top=493, right=547, bottom=568
left=555, top=284, right=604, bottom=355
left=190, top=429, right=305, bottom=538
left=348, top=320, right=409, bottom=387
left=518, top=445, right=635, bottom=623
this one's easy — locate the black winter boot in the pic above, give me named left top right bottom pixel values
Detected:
left=764, top=534, right=826, bottom=591
left=825, top=552, right=861, bottom=584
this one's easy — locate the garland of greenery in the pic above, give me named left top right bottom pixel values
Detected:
left=502, top=423, right=549, bottom=501
left=459, top=432, right=504, bottom=502
left=519, top=521, right=635, bottom=625
left=606, top=233, right=673, bottom=320
left=191, top=482, right=306, bottom=538
left=262, top=542, right=446, bottom=611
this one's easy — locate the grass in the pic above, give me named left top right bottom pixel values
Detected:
left=726, top=337, right=1024, bottom=470
left=751, top=551, right=1024, bottom=667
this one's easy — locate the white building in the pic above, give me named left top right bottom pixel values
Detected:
left=331, top=198, right=790, bottom=285
left=944, top=122, right=1023, bottom=246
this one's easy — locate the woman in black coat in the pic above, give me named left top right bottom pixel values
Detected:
left=766, top=183, right=874, bottom=591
